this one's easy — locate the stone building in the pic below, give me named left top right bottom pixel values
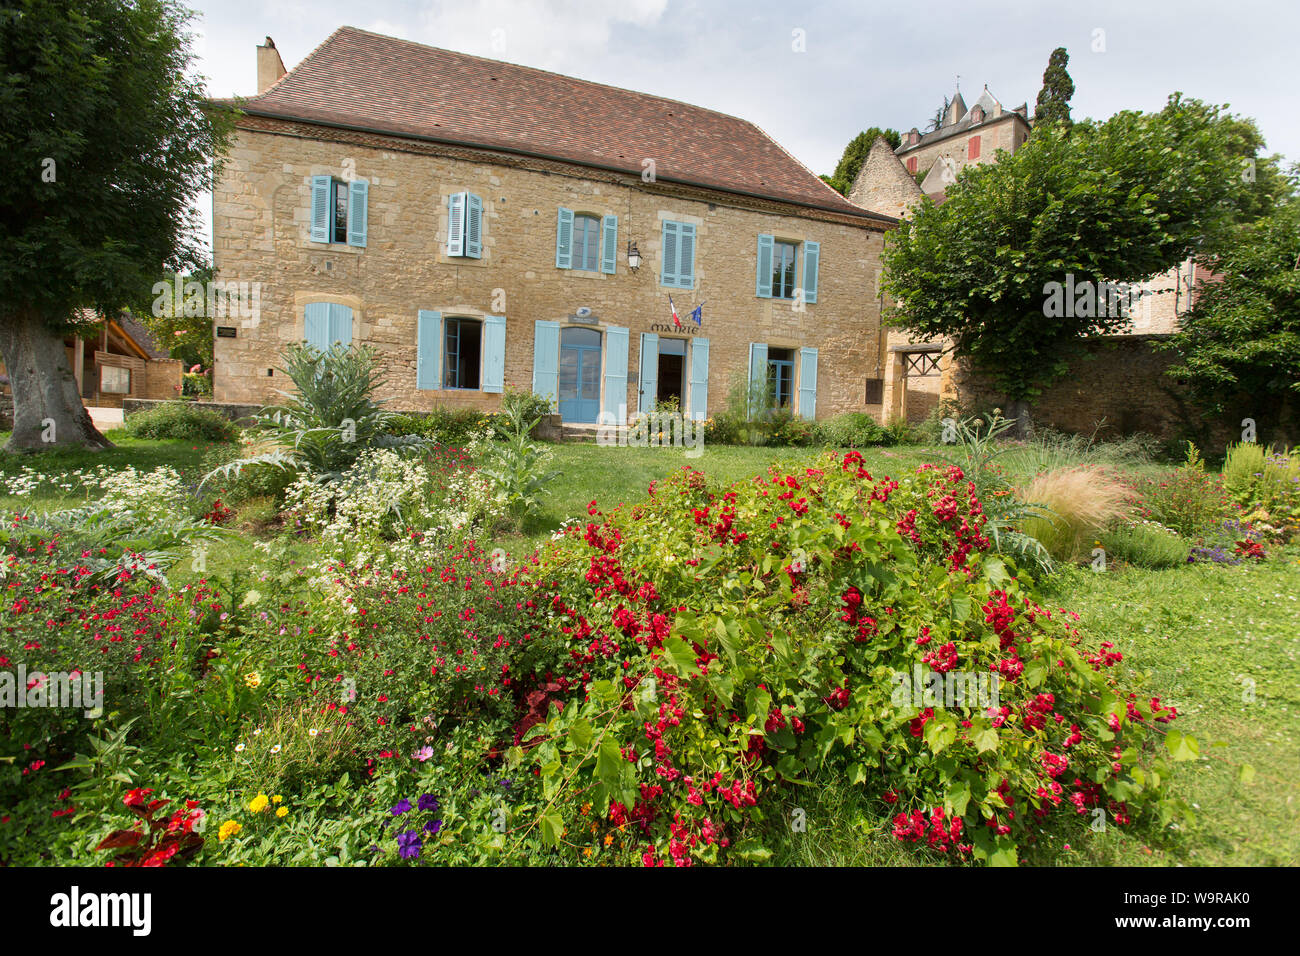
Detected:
left=896, top=86, right=1031, bottom=193
left=210, top=28, right=898, bottom=425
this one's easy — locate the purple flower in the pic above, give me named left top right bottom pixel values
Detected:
left=396, top=830, right=422, bottom=859
left=417, top=793, right=439, bottom=812
left=424, top=818, right=443, bottom=835
left=390, top=798, right=413, bottom=815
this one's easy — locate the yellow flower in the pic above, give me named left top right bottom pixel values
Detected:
left=276, top=807, right=288, bottom=818
left=244, top=672, right=261, bottom=689
left=271, top=795, right=283, bottom=804
left=603, top=834, right=614, bottom=847
left=248, top=793, right=270, bottom=814
left=583, top=847, right=592, bottom=857
left=218, top=820, right=242, bottom=841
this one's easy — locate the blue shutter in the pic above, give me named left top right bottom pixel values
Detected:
left=802, top=240, right=819, bottom=304
left=465, top=193, right=483, bottom=259
left=689, top=337, right=710, bottom=421
left=798, top=347, right=818, bottom=420
left=447, top=192, right=466, bottom=256
left=677, top=223, right=696, bottom=289
left=532, top=320, right=560, bottom=406
left=747, top=342, right=768, bottom=417
left=660, top=220, right=679, bottom=286
left=481, top=314, right=506, bottom=393
left=603, top=326, right=629, bottom=425
left=310, top=176, right=332, bottom=243
left=416, top=310, right=442, bottom=390
left=638, top=332, right=659, bottom=414
left=600, top=214, right=618, bottom=274
left=328, top=303, right=353, bottom=347
left=347, top=179, right=368, bottom=247
left=555, top=207, right=574, bottom=269
left=303, top=302, right=330, bottom=351
left=756, top=234, right=774, bottom=298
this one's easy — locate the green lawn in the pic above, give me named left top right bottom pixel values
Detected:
left=4, top=432, right=1297, bottom=866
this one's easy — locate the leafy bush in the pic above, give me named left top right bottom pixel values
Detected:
left=200, top=442, right=296, bottom=505
left=1132, top=443, right=1234, bottom=539
left=882, top=416, right=920, bottom=445
left=701, top=373, right=814, bottom=447
left=385, top=408, right=487, bottom=448
left=476, top=401, right=562, bottom=526
left=124, top=402, right=238, bottom=442
left=1015, top=466, right=1132, bottom=563
left=1099, top=522, right=1189, bottom=569
left=812, top=412, right=885, bottom=448
left=1221, top=442, right=1299, bottom=541
left=517, top=453, right=1190, bottom=866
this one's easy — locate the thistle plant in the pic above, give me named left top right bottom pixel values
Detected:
left=476, top=401, right=561, bottom=524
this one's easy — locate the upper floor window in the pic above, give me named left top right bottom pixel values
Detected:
left=660, top=219, right=696, bottom=289
left=447, top=192, right=484, bottom=258
left=311, top=175, right=368, bottom=247
left=756, top=235, right=819, bottom=303
left=573, top=214, right=602, bottom=272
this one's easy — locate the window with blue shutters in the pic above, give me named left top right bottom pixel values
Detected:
left=660, top=220, right=695, bottom=289
left=756, top=235, right=819, bottom=302
left=555, top=211, right=616, bottom=273
left=310, top=175, right=368, bottom=247
left=304, top=302, right=353, bottom=351
left=447, top=192, right=483, bottom=259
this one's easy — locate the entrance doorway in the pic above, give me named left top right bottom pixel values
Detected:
left=558, top=326, right=601, bottom=422
left=656, top=337, right=686, bottom=409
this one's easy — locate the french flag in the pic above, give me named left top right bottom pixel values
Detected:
left=670, top=295, right=681, bottom=328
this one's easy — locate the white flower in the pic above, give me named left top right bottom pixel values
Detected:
left=235, top=743, right=245, bottom=752
left=270, top=744, right=282, bottom=754
left=309, top=728, right=319, bottom=737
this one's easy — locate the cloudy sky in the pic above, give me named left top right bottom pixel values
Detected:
left=187, top=0, right=1298, bottom=245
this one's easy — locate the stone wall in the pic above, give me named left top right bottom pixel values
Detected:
left=142, top=359, right=184, bottom=400
left=211, top=119, right=893, bottom=423
left=901, top=113, right=1028, bottom=183
left=944, top=334, right=1239, bottom=448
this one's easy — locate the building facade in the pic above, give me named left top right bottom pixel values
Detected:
left=211, top=28, right=896, bottom=424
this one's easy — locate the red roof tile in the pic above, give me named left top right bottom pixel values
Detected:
left=240, top=27, right=884, bottom=221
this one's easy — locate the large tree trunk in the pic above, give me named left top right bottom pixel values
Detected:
left=0, top=308, right=113, bottom=453
left=1006, top=398, right=1032, bottom=440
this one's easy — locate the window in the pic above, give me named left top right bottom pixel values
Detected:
left=660, top=220, right=696, bottom=289
left=443, top=318, right=482, bottom=389
left=968, top=136, right=981, bottom=160
left=101, top=365, right=130, bottom=394
left=771, top=241, right=798, bottom=299
left=447, top=192, right=483, bottom=258
left=333, top=180, right=349, bottom=243
left=573, top=214, right=601, bottom=271
left=907, top=156, right=918, bottom=173
left=767, top=348, right=794, bottom=409
left=311, top=175, right=367, bottom=247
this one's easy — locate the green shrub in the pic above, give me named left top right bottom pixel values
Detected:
left=124, top=402, right=239, bottom=442
left=812, top=412, right=885, bottom=448
left=200, top=443, right=297, bottom=505
left=1132, top=443, right=1234, bottom=539
left=1099, top=522, right=1189, bottom=569
left=1222, top=442, right=1300, bottom=541
left=882, top=416, right=920, bottom=445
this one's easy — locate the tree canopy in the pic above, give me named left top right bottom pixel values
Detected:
left=881, top=95, right=1274, bottom=405
left=823, top=127, right=902, bottom=195
left=1033, top=47, right=1075, bottom=129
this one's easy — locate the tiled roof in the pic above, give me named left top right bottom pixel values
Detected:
left=238, top=27, right=885, bottom=221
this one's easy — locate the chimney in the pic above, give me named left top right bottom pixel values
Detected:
left=257, top=37, right=286, bottom=94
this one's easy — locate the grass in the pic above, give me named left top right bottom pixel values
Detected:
left=5, top=432, right=1297, bottom=866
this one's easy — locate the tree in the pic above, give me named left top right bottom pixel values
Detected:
left=1165, top=197, right=1300, bottom=443
left=882, top=95, right=1267, bottom=430
left=0, top=0, right=233, bottom=452
left=131, top=264, right=217, bottom=370
left=927, top=97, right=950, bottom=133
left=823, top=127, right=902, bottom=195
left=1033, top=47, right=1075, bottom=130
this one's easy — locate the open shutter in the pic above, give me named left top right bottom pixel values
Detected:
left=328, top=303, right=353, bottom=347
left=660, top=221, right=679, bottom=286
left=347, top=179, right=368, bottom=247
left=447, top=192, right=466, bottom=256
left=798, top=347, right=818, bottom=420
left=310, top=176, right=332, bottom=243
left=756, top=234, right=774, bottom=298
left=600, top=214, right=618, bottom=274
left=747, top=342, right=768, bottom=417
left=303, top=302, right=330, bottom=351
left=603, top=326, right=629, bottom=425
left=689, top=337, right=710, bottom=421
left=676, top=223, right=696, bottom=289
left=532, top=320, right=560, bottom=406
left=801, top=240, right=819, bottom=304
left=555, top=207, right=574, bottom=269
left=465, top=193, right=483, bottom=259
left=481, top=314, right=506, bottom=393
left=638, top=332, right=659, bottom=414
left=416, top=311, right=442, bottom=390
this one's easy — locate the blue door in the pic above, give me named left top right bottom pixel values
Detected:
left=559, top=327, right=602, bottom=423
